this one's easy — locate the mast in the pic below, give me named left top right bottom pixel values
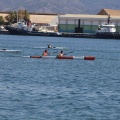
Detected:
left=17, top=10, right=18, bottom=23
left=107, top=15, right=110, bottom=24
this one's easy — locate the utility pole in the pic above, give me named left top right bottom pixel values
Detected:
left=17, top=10, right=18, bottom=23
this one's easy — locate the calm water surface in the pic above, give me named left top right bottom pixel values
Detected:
left=0, top=35, right=120, bottom=120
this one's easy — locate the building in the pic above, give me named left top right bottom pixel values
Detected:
left=97, top=9, right=120, bottom=16
left=29, top=13, right=58, bottom=26
left=58, top=14, right=120, bottom=33
left=0, top=12, right=58, bottom=25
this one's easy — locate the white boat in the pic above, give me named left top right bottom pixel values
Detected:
left=33, top=46, right=69, bottom=50
left=96, top=15, right=116, bottom=33
left=96, top=24, right=116, bottom=33
left=6, top=20, right=62, bottom=36
left=0, top=49, right=22, bottom=52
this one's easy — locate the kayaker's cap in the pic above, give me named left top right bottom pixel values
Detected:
left=45, top=50, right=47, bottom=52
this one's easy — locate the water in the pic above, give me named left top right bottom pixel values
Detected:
left=0, top=35, right=120, bottom=120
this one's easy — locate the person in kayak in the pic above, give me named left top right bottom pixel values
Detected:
left=57, top=51, right=64, bottom=57
left=48, top=44, right=52, bottom=48
left=42, top=50, right=48, bottom=56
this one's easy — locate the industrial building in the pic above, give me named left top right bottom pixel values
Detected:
left=58, top=9, right=120, bottom=33
left=58, top=14, right=120, bottom=33
left=0, top=12, right=58, bottom=25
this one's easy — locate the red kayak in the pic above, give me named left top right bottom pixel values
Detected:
left=30, top=56, right=42, bottom=58
left=26, top=55, right=95, bottom=60
left=57, top=56, right=95, bottom=60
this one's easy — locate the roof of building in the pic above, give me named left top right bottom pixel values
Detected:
left=59, top=14, right=120, bottom=20
left=97, top=9, right=120, bottom=16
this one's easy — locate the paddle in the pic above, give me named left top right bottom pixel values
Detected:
left=48, top=51, right=74, bottom=56
left=48, top=51, right=58, bottom=55
left=2, top=49, right=6, bottom=50
left=63, top=51, right=74, bottom=55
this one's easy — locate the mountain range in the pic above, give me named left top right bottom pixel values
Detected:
left=0, top=0, right=120, bottom=14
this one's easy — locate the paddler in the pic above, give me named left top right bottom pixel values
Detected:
left=56, top=51, right=64, bottom=58
left=48, top=44, right=52, bottom=48
left=42, top=50, right=48, bottom=56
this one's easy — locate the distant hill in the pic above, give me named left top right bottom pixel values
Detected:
left=0, top=0, right=120, bottom=14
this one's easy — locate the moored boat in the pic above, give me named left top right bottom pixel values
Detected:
left=95, top=15, right=120, bottom=39
left=5, top=20, right=62, bottom=36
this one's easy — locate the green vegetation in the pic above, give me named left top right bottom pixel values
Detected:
left=5, top=11, right=17, bottom=24
left=0, top=16, right=4, bottom=25
left=5, top=9, right=30, bottom=24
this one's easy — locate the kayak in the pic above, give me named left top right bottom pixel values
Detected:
left=0, top=49, right=22, bottom=52
left=57, top=56, right=95, bottom=60
left=24, top=55, right=95, bottom=60
left=33, top=46, right=69, bottom=50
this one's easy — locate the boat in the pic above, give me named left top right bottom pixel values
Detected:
left=0, top=26, right=9, bottom=34
left=96, top=15, right=116, bottom=33
left=5, top=20, right=62, bottom=36
left=33, top=46, right=69, bottom=50
left=95, top=15, right=120, bottom=39
left=96, top=24, right=116, bottom=33
left=95, top=28, right=120, bottom=39
left=24, top=55, right=95, bottom=60
left=0, top=49, right=22, bottom=52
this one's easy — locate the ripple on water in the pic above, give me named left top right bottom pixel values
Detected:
left=0, top=35, right=120, bottom=119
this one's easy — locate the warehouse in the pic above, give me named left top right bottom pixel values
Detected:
left=0, top=12, right=58, bottom=25
left=58, top=14, right=120, bottom=33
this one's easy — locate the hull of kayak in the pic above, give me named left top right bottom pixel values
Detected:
left=26, top=56, right=95, bottom=60
left=57, top=56, right=95, bottom=60
left=30, top=56, right=42, bottom=58
left=0, top=49, right=22, bottom=52
left=33, top=47, right=68, bottom=50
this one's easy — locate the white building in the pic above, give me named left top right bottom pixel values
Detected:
left=58, top=14, right=120, bottom=33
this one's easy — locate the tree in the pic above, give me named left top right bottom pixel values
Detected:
left=24, top=10, right=30, bottom=21
left=17, top=9, right=30, bottom=22
left=5, top=11, right=16, bottom=24
left=0, top=16, right=4, bottom=25
left=5, top=9, right=30, bottom=24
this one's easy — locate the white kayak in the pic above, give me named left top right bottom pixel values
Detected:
left=0, top=49, right=22, bottom=52
left=33, top=46, right=69, bottom=50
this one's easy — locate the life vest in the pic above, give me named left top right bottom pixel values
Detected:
left=42, top=52, right=48, bottom=56
left=57, top=53, right=63, bottom=57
